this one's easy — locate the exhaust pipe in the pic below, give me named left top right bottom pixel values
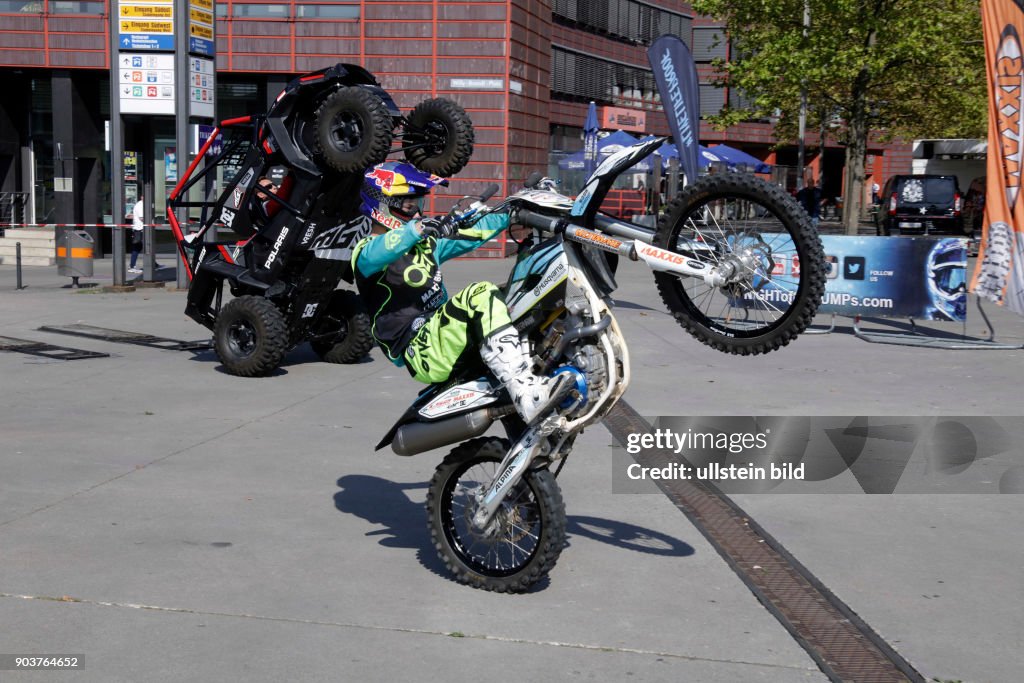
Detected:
left=392, top=405, right=514, bottom=456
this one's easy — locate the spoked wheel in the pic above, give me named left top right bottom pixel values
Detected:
left=427, top=437, right=566, bottom=593
left=213, top=295, right=289, bottom=376
left=402, top=98, right=475, bottom=176
left=653, top=174, right=826, bottom=355
left=310, top=290, right=373, bottom=364
left=313, top=86, right=393, bottom=173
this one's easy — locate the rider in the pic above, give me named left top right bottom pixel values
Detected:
left=352, top=161, right=570, bottom=424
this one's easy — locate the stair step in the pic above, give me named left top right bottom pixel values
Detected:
left=0, top=244, right=55, bottom=258
left=0, top=255, right=55, bottom=266
left=2, top=228, right=57, bottom=240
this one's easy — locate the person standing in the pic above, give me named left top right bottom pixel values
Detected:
left=127, top=196, right=144, bottom=273
left=796, top=180, right=822, bottom=229
left=126, top=195, right=161, bottom=274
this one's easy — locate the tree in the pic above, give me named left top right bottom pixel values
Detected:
left=692, top=0, right=987, bottom=233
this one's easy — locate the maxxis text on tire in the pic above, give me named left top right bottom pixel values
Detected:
left=402, top=98, right=475, bottom=177
left=313, top=86, right=393, bottom=173
left=653, top=173, right=826, bottom=355
left=427, top=437, right=566, bottom=593
left=311, top=289, right=373, bottom=364
left=213, top=295, right=289, bottom=377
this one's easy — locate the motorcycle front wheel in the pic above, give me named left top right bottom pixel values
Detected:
left=653, top=173, right=826, bottom=355
left=427, top=437, right=566, bottom=593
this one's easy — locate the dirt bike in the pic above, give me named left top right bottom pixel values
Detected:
left=375, top=136, right=826, bottom=592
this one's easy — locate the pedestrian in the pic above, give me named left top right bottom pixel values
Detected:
left=127, top=195, right=144, bottom=273
left=872, top=181, right=881, bottom=206
left=796, top=180, right=822, bottom=229
left=125, top=194, right=159, bottom=272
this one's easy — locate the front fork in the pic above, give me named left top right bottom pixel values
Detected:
left=471, top=416, right=561, bottom=531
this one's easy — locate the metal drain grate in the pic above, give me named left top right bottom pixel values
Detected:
left=0, top=336, right=110, bottom=361
left=603, top=401, right=924, bottom=683
left=38, top=324, right=213, bottom=352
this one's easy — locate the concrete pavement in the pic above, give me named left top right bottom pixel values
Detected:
left=0, top=256, right=1021, bottom=682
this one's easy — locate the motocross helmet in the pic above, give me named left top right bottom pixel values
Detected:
left=360, top=161, right=448, bottom=230
left=927, top=239, right=967, bottom=320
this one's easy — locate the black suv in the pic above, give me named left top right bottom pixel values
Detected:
left=876, top=175, right=964, bottom=236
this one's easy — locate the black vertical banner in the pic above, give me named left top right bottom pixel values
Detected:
left=648, top=35, right=700, bottom=185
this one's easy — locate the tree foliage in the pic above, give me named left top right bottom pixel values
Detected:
left=692, top=0, right=987, bottom=231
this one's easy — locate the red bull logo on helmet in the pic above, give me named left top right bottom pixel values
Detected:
left=368, top=167, right=400, bottom=193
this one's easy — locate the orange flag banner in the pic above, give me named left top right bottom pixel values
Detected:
left=972, top=0, right=1024, bottom=313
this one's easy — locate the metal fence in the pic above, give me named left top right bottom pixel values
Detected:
left=0, top=192, right=30, bottom=235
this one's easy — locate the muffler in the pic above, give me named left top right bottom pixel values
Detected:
left=392, top=405, right=514, bottom=456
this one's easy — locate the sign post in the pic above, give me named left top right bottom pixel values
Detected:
left=109, top=0, right=214, bottom=288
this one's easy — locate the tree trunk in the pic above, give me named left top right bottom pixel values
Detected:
left=842, top=31, right=875, bottom=235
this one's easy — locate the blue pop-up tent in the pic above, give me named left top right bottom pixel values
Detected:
left=557, top=131, right=643, bottom=171
left=639, top=136, right=729, bottom=170
left=706, top=144, right=771, bottom=173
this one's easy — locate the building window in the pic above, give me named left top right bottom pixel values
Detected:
left=232, top=4, right=289, bottom=18
left=49, top=0, right=103, bottom=13
left=699, top=83, right=726, bottom=117
left=552, top=46, right=655, bottom=106
left=693, top=27, right=727, bottom=62
left=554, top=0, right=692, bottom=47
left=295, top=3, right=359, bottom=19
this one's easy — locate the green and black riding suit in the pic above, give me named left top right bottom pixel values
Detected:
left=352, top=212, right=513, bottom=383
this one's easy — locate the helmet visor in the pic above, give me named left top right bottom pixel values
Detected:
left=392, top=195, right=424, bottom=220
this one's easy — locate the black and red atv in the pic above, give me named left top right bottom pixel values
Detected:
left=167, top=63, right=474, bottom=376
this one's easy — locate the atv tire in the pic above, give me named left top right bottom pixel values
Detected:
left=313, top=86, right=394, bottom=173
left=311, top=290, right=373, bottom=364
left=402, top=98, right=475, bottom=176
left=213, top=295, right=289, bottom=377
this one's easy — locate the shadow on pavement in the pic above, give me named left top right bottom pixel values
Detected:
left=334, top=474, right=695, bottom=587
left=187, top=342, right=375, bottom=376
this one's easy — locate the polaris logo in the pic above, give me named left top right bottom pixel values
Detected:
left=264, top=227, right=289, bottom=268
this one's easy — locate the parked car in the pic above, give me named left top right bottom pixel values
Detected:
left=876, top=174, right=964, bottom=236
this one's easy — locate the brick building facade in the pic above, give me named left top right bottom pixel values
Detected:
left=0, top=0, right=911, bottom=228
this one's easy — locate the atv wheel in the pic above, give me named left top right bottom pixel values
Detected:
left=402, top=98, right=475, bottom=176
left=213, top=295, right=289, bottom=377
left=313, top=87, right=394, bottom=173
left=310, top=290, right=373, bottom=364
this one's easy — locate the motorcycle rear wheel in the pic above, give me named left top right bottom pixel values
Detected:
left=427, top=437, right=566, bottom=593
left=653, top=173, right=826, bottom=355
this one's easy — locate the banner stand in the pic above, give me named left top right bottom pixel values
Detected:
left=805, top=314, right=837, bottom=335
left=847, top=296, right=1024, bottom=350
left=815, top=296, right=1024, bottom=349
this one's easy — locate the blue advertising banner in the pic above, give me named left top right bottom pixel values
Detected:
left=741, top=236, right=968, bottom=322
left=648, top=35, right=700, bottom=186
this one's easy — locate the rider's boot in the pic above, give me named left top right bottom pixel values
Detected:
left=481, top=326, right=573, bottom=425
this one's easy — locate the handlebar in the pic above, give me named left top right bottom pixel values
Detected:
left=479, top=183, right=500, bottom=203
left=516, top=208, right=563, bottom=233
